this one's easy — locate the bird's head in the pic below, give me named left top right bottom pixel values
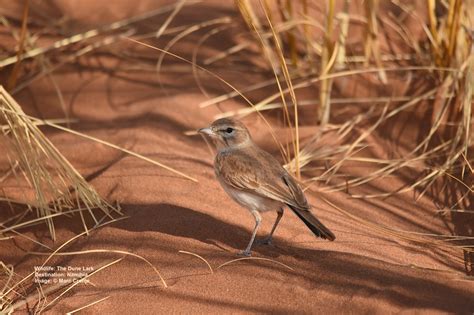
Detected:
left=198, top=118, right=251, bottom=149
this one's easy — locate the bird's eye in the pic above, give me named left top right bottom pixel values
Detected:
left=225, top=127, right=234, bottom=133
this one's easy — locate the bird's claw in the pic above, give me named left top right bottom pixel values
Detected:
left=238, top=250, right=251, bottom=257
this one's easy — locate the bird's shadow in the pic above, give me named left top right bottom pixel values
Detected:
left=110, top=203, right=474, bottom=313
left=115, top=203, right=281, bottom=256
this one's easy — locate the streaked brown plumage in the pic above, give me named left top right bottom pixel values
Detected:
left=199, top=118, right=335, bottom=256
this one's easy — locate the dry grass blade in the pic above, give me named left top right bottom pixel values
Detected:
left=199, top=77, right=284, bottom=109
left=156, top=16, right=232, bottom=95
left=155, top=0, right=187, bottom=39
left=127, top=37, right=289, bottom=162
left=40, top=258, right=122, bottom=312
left=66, top=296, right=110, bottom=314
left=1, top=118, right=77, bottom=132
left=178, top=250, right=214, bottom=274
left=217, top=257, right=294, bottom=271
left=192, top=24, right=234, bottom=100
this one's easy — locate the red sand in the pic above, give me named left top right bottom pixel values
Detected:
left=1, top=1, right=473, bottom=313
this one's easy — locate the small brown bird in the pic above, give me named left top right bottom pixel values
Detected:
left=199, top=118, right=335, bottom=256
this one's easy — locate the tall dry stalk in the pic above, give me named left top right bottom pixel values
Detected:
left=235, top=0, right=279, bottom=71
left=427, top=0, right=468, bottom=70
left=319, top=0, right=336, bottom=125
left=234, top=0, right=301, bottom=177
left=280, top=0, right=298, bottom=67
left=6, top=0, right=29, bottom=91
left=363, top=0, right=387, bottom=84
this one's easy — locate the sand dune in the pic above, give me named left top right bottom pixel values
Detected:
left=1, top=1, right=473, bottom=313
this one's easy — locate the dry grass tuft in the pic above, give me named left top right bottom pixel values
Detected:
left=228, top=0, right=473, bottom=274
left=0, top=86, right=118, bottom=240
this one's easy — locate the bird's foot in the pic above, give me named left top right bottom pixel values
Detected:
left=255, top=237, right=273, bottom=246
left=237, top=250, right=252, bottom=257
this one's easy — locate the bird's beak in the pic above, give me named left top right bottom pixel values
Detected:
left=198, top=127, right=215, bottom=136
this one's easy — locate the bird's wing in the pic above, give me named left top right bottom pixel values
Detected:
left=215, top=149, right=309, bottom=210
left=281, top=172, right=310, bottom=210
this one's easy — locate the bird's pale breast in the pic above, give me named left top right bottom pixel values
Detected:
left=217, top=177, right=283, bottom=212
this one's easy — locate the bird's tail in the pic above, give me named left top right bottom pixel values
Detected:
left=288, top=205, right=335, bottom=241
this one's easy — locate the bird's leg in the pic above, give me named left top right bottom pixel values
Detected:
left=257, top=207, right=284, bottom=246
left=239, top=210, right=262, bottom=257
